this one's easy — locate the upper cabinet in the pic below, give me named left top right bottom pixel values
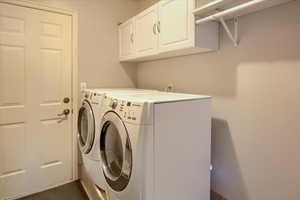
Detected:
left=135, top=4, right=159, bottom=58
left=119, top=18, right=135, bottom=61
left=158, top=0, right=194, bottom=53
left=119, top=0, right=219, bottom=62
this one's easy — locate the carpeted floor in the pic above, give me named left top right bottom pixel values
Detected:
left=18, top=181, right=88, bottom=200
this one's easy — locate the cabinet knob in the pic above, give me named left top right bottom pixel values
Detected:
left=130, top=33, right=134, bottom=43
left=153, top=23, right=157, bottom=35
left=157, top=21, right=161, bottom=33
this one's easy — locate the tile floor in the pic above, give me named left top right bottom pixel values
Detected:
left=18, top=181, right=88, bottom=200
left=17, top=181, right=225, bottom=200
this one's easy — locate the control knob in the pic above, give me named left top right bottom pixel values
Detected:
left=110, top=99, right=118, bottom=109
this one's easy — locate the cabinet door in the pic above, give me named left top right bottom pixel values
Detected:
left=134, top=4, right=158, bottom=58
left=158, top=0, right=195, bottom=53
left=119, top=19, right=135, bottom=61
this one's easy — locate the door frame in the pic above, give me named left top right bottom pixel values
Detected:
left=0, top=0, right=79, bottom=181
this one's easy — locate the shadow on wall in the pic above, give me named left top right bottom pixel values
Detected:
left=120, top=62, right=138, bottom=87
left=211, top=118, right=249, bottom=200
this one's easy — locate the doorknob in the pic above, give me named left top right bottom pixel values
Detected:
left=57, top=109, right=70, bottom=123
left=57, top=109, right=70, bottom=117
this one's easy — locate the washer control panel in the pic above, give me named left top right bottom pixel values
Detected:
left=91, top=92, right=104, bottom=105
left=82, top=90, right=91, bottom=100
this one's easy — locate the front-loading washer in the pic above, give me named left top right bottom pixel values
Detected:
left=99, top=92, right=212, bottom=200
left=77, top=88, right=157, bottom=190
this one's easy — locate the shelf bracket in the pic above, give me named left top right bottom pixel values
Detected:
left=219, top=17, right=239, bottom=47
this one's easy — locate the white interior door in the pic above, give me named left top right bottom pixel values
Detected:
left=158, top=0, right=195, bottom=53
left=134, top=4, right=158, bottom=58
left=119, top=19, right=135, bottom=60
left=0, top=3, right=73, bottom=199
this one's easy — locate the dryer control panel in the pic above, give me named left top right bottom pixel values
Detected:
left=106, top=96, right=145, bottom=124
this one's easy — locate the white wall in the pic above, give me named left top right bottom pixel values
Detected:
left=30, top=0, right=139, bottom=88
left=137, top=1, right=300, bottom=200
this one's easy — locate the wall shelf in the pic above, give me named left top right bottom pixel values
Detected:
left=193, top=0, right=229, bottom=16
left=193, top=0, right=294, bottom=46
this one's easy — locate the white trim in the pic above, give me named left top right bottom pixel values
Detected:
left=72, top=11, right=79, bottom=181
left=0, top=0, right=79, bottom=184
left=0, top=0, right=73, bottom=15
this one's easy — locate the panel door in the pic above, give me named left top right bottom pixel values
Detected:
left=35, top=8, right=72, bottom=191
left=119, top=19, right=135, bottom=61
left=0, top=3, right=73, bottom=200
left=158, top=0, right=195, bottom=53
left=134, top=4, right=158, bottom=58
left=0, top=4, right=32, bottom=198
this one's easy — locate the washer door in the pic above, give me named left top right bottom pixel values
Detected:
left=77, top=100, right=95, bottom=154
left=100, top=112, right=132, bottom=192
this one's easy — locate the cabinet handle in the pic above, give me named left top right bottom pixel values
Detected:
left=157, top=21, right=161, bottom=33
left=130, top=33, right=134, bottom=43
left=153, top=23, right=157, bottom=35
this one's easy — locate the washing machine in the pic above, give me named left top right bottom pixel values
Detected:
left=77, top=88, right=157, bottom=190
left=98, top=92, right=212, bottom=200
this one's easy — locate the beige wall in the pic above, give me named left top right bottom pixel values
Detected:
left=137, top=1, right=300, bottom=200
left=31, top=0, right=139, bottom=88
left=136, top=0, right=158, bottom=11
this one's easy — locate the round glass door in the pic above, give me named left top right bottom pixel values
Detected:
left=100, top=112, right=132, bottom=192
left=77, top=100, right=95, bottom=154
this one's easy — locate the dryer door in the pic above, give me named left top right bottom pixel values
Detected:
left=100, top=112, right=132, bottom=192
left=77, top=100, right=95, bottom=154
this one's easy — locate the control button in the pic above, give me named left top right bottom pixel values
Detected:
left=129, top=110, right=135, bottom=117
left=132, top=117, right=136, bottom=120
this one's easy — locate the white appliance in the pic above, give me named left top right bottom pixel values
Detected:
left=99, top=92, right=212, bottom=200
left=77, top=88, right=157, bottom=189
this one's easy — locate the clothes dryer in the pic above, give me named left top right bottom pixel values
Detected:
left=99, top=92, right=212, bottom=200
